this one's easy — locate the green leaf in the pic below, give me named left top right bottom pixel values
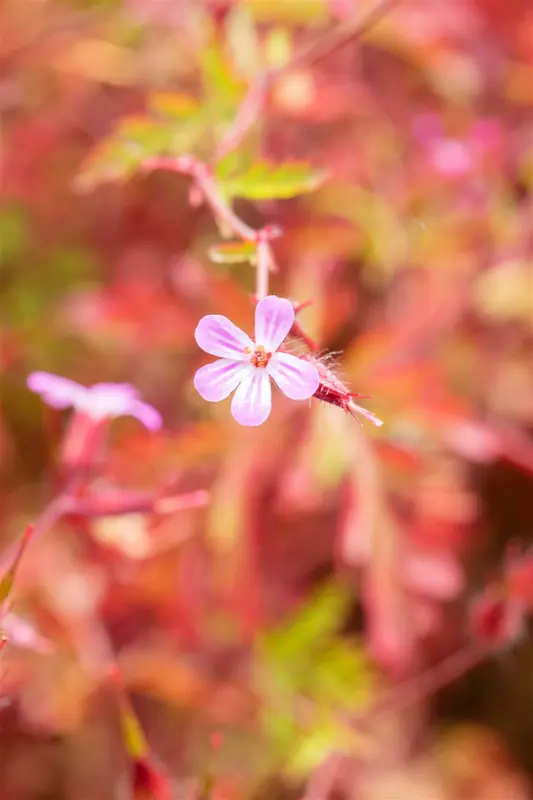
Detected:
left=311, top=640, right=373, bottom=709
left=258, top=582, right=352, bottom=677
left=75, top=112, right=202, bottom=191
left=276, top=582, right=351, bottom=651
left=147, top=91, right=200, bottom=121
left=208, top=241, right=258, bottom=264
left=0, top=205, right=29, bottom=263
left=285, top=714, right=363, bottom=776
left=214, top=148, right=246, bottom=181
left=256, top=583, right=375, bottom=773
left=201, top=40, right=247, bottom=122
left=219, top=160, right=327, bottom=200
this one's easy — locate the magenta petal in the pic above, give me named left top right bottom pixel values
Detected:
left=432, top=139, right=472, bottom=177
left=92, top=382, right=139, bottom=399
left=87, top=384, right=140, bottom=418
left=269, top=353, right=319, bottom=400
left=27, top=371, right=87, bottom=409
left=254, top=296, right=294, bottom=352
left=230, top=370, right=271, bottom=426
left=130, top=401, right=163, bottom=431
left=195, top=315, right=252, bottom=358
left=194, top=359, right=249, bottom=402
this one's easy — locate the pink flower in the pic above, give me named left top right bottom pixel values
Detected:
left=413, top=113, right=503, bottom=179
left=27, top=372, right=162, bottom=430
left=194, top=295, right=320, bottom=426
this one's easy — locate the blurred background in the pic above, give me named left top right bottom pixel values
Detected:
left=1, top=0, right=533, bottom=797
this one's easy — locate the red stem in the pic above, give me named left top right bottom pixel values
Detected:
left=143, top=156, right=280, bottom=253
left=66, top=489, right=209, bottom=518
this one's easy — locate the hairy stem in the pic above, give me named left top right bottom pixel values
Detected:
left=256, top=239, right=271, bottom=300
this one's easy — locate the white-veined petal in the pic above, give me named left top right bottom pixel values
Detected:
left=195, top=315, right=252, bottom=358
left=269, top=352, right=319, bottom=400
left=27, top=371, right=89, bottom=410
left=194, top=359, right=249, bottom=402
left=254, top=296, right=294, bottom=352
left=230, top=369, right=272, bottom=426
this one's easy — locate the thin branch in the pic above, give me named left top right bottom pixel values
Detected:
left=215, top=73, right=271, bottom=162
left=290, top=0, right=400, bottom=70
left=372, top=643, right=484, bottom=720
left=143, top=156, right=276, bottom=243
left=0, top=492, right=69, bottom=578
left=66, top=489, right=210, bottom=518
left=0, top=487, right=209, bottom=581
left=215, top=0, right=400, bottom=160
left=256, top=237, right=271, bottom=300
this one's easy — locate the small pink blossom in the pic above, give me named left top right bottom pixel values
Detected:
left=27, top=372, right=162, bottom=430
left=194, top=295, right=320, bottom=426
left=413, top=113, right=502, bottom=179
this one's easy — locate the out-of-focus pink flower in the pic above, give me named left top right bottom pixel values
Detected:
left=194, top=295, right=320, bottom=426
left=27, top=372, right=162, bottom=430
left=430, top=138, right=474, bottom=178
left=413, top=113, right=502, bottom=179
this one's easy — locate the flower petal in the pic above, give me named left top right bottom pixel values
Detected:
left=195, top=315, right=252, bottom=358
left=254, top=296, right=294, bottom=352
left=27, top=371, right=88, bottom=410
left=269, top=353, right=319, bottom=400
left=231, top=369, right=272, bottom=426
left=130, top=401, right=163, bottom=431
left=92, top=382, right=139, bottom=399
left=87, top=384, right=139, bottom=418
left=194, top=359, right=249, bottom=402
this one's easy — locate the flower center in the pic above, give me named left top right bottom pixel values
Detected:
left=245, top=344, right=272, bottom=369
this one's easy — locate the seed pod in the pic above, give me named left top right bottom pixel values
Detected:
left=307, top=357, right=384, bottom=426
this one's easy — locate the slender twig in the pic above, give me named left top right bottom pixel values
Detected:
left=65, top=489, right=210, bottom=518
left=215, top=0, right=400, bottom=161
left=0, top=487, right=208, bottom=579
left=370, top=643, right=485, bottom=721
left=0, top=492, right=70, bottom=577
left=143, top=155, right=281, bottom=298
left=290, top=0, right=400, bottom=70
left=143, top=156, right=280, bottom=251
left=256, top=237, right=271, bottom=300
left=300, top=643, right=484, bottom=800
left=215, top=74, right=271, bottom=162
